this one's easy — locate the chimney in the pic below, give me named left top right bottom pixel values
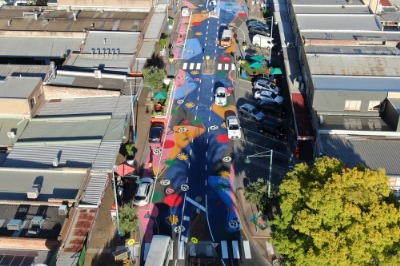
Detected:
left=97, top=48, right=100, bottom=57
left=112, top=48, right=115, bottom=57
left=50, top=61, right=56, bottom=79
left=66, top=6, right=71, bottom=12
left=342, top=5, right=346, bottom=9
left=117, top=48, right=120, bottom=58
left=91, top=48, right=94, bottom=58
left=7, top=20, right=11, bottom=26
left=34, top=12, right=38, bottom=20
left=107, top=48, right=110, bottom=57
left=103, top=38, right=106, bottom=45
left=73, top=12, right=77, bottom=21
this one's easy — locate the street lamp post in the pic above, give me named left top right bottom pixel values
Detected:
left=244, top=150, right=273, bottom=204
left=129, top=81, right=136, bottom=144
left=242, top=41, right=247, bottom=60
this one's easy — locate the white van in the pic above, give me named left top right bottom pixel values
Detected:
left=145, top=235, right=173, bottom=266
left=252, top=34, right=276, bottom=49
left=182, top=6, right=190, bottom=17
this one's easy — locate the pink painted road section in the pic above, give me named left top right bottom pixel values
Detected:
left=229, top=161, right=239, bottom=217
left=137, top=203, right=159, bottom=243
left=174, top=17, right=189, bottom=59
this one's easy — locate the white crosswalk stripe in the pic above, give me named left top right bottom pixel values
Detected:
left=225, top=64, right=229, bottom=70
left=183, top=63, right=187, bottom=69
left=182, top=63, right=236, bottom=71
left=232, top=241, right=240, bottom=259
left=218, top=63, right=222, bottom=70
left=144, top=243, right=151, bottom=260
left=231, top=63, right=236, bottom=70
left=221, top=241, right=229, bottom=259
left=243, top=241, right=252, bottom=259
left=196, top=63, right=201, bottom=69
left=178, top=241, right=185, bottom=260
left=189, top=63, right=195, bottom=69
left=218, top=240, right=254, bottom=260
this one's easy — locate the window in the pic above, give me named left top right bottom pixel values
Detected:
left=333, top=48, right=342, bottom=53
left=368, top=101, right=381, bottom=112
left=30, top=98, right=35, bottom=109
left=344, top=100, right=362, bottom=111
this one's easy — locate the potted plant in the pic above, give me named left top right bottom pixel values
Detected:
left=126, top=143, right=135, bottom=165
left=168, top=18, right=174, bottom=30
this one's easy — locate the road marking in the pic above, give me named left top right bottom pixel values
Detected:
left=184, top=216, right=190, bottom=221
left=183, top=63, right=187, bottom=69
left=243, top=241, right=252, bottom=259
left=215, top=49, right=216, bottom=53
left=199, top=88, right=201, bottom=91
left=221, top=241, right=228, bottom=259
left=216, top=37, right=218, bottom=41
left=208, top=20, right=210, bottom=24
left=196, top=63, right=201, bottom=69
left=266, top=242, right=275, bottom=255
left=190, top=150, right=192, bottom=155
left=206, top=37, right=208, bottom=40
left=144, top=243, right=151, bottom=260
left=212, top=80, right=214, bottom=83
left=207, top=139, right=209, bottom=143
left=205, top=42, right=207, bottom=46
left=206, top=31, right=208, bottom=34
left=231, top=63, right=236, bottom=70
left=181, top=236, right=188, bottom=243
left=207, top=26, right=209, bottom=29
left=205, top=180, right=207, bottom=186
left=189, top=63, right=194, bottom=69
left=225, top=64, right=229, bottom=70
left=210, top=97, right=212, bottom=101
left=211, top=88, right=213, bottom=92
left=196, top=106, right=198, bottom=110
left=217, top=26, right=218, bottom=29
left=203, top=56, right=205, bottom=59
left=205, top=165, right=207, bottom=170
left=206, top=151, right=208, bottom=157
left=232, top=241, right=240, bottom=259
left=215, top=43, right=217, bottom=47
left=209, top=117, right=211, bottom=121
left=178, top=241, right=185, bottom=260
left=200, top=80, right=202, bottom=83
left=186, top=177, right=188, bottom=183
left=186, top=196, right=206, bottom=212
left=218, top=64, right=222, bottom=70
left=169, top=241, right=174, bottom=260
left=188, top=163, right=190, bottom=169
left=197, top=96, right=199, bottom=100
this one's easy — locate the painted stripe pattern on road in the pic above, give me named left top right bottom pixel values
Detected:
left=232, top=241, right=240, bottom=259
left=221, top=241, right=228, bottom=259
left=183, top=63, right=187, bottom=69
left=243, top=241, right=252, bottom=259
left=178, top=241, right=185, bottom=260
left=144, top=243, right=151, bottom=260
left=186, top=196, right=206, bottom=212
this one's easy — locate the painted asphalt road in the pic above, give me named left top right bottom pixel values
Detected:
left=138, top=1, right=274, bottom=266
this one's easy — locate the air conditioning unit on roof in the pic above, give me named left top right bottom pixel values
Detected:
left=28, top=216, right=44, bottom=235
left=7, top=219, right=23, bottom=231
left=58, top=205, right=68, bottom=215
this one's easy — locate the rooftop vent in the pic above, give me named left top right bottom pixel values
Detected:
left=28, top=216, right=44, bottom=235
left=53, top=157, right=59, bottom=167
left=7, top=219, right=23, bottom=231
left=58, top=205, right=68, bottom=215
left=94, top=70, right=102, bottom=79
left=27, top=184, right=41, bottom=199
left=7, top=128, right=17, bottom=138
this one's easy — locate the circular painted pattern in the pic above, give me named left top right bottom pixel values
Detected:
left=220, top=56, right=231, bottom=62
left=229, top=22, right=236, bottom=26
left=185, top=102, right=195, bottom=108
left=223, top=156, right=232, bottom=162
left=177, top=99, right=184, bottom=104
left=201, top=10, right=207, bottom=13
left=238, top=12, right=247, bottom=17
left=164, top=194, right=183, bottom=207
left=195, top=196, right=202, bottom=202
left=195, top=32, right=203, bottom=36
left=153, top=147, right=162, bottom=155
left=210, top=125, right=218, bottom=130
left=166, top=188, right=174, bottom=194
left=181, top=184, right=190, bottom=191
left=198, top=4, right=203, bottom=6
left=178, top=127, right=188, bottom=133
left=174, top=225, right=185, bottom=233
left=160, top=180, right=170, bottom=186
left=191, top=70, right=199, bottom=75
left=192, top=22, right=202, bottom=26
left=228, top=220, right=239, bottom=229
left=164, top=140, right=175, bottom=149
left=217, top=134, right=230, bottom=143
left=191, top=237, right=198, bottom=244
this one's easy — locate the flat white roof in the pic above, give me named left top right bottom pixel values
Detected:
left=296, top=14, right=382, bottom=31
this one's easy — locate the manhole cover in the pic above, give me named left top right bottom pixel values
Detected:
left=177, top=99, right=184, bottom=104
left=195, top=196, right=202, bottom=202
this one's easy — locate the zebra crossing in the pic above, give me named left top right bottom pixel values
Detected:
left=182, top=62, right=236, bottom=71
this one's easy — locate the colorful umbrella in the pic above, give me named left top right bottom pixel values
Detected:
left=251, top=55, right=267, bottom=61
left=270, top=68, right=283, bottom=75
left=153, top=92, right=167, bottom=99
left=114, top=161, right=135, bottom=176
left=249, top=62, right=264, bottom=68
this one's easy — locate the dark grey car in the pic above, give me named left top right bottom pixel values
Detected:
left=249, top=26, right=271, bottom=37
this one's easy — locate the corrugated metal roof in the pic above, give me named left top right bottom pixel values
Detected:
left=388, top=98, right=400, bottom=114
left=0, top=65, right=52, bottom=81
left=80, top=172, right=109, bottom=207
left=296, top=14, right=381, bottom=31
left=293, top=0, right=364, bottom=4
left=37, top=96, right=120, bottom=118
left=305, top=45, right=400, bottom=55
left=306, top=54, right=400, bottom=76
left=3, top=144, right=100, bottom=168
left=113, top=96, right=132, bottom=118
left=0, top=36, right=83, bottom=57
left=56, top=252, right=79, bottom=266
left=144, top=13, right=166, bottom=39
left=313, top=75, right=400, bottom=92
left=379, top=11, right=400, bottom=22
left=320, top=133, right=400, bottom=175
left=0, top=118, right=29, bottom=146
left=83, top=31, right=140, bottom=54
left=318, top=115, right=392, bottom=131
left=294, top=5, right=370, bottom=14
left=131, top=58, right=147, bottom=73
left=302, top=30, right=400, bottom=41
left=0, top=77, right=41, bottom=99
left=138, top=41, right=157, bottom=58
left=62, top=54, right=133, bottom=75
left=0, top=168, right=87, bottom=201
left=91, top=140, right=122, bottom=171
left=17, top=119, right=110, bottom=144
left=0, top=205, right=66, bottom=240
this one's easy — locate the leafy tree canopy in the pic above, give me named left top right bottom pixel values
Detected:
left=270, top=156, right=400, bottom=266
left=142, top=66, right=166, bottom=91
left=119, top=205, right=139, bottom=237
left=244, top=178, right=277, bottom=213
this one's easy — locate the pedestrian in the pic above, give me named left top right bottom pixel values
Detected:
left=148, top=162, right=154, bottom=175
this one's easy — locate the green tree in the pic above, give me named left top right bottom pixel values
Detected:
left=244, top=178, right=277, bottom=213
left=119, top=205, right=139, bottom=237
left=142, top=66, right=165, bottom=91
left=270, top=156, right=400, bottom=266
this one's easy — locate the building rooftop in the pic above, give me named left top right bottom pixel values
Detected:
left=319, top=133, right=400, bottom=176
left=312, top=75, right=400, bottom=92
left=47, top=74, right=127, bottom=91
left=388, top=98, right=400, bottom=114
left=305, top=45, right=400, bottom=55
left=306, top=54, right=400, bottom=76
left=0, top=249, right=53, bottom=266
left=293, top=5, right=371, bottom=14
left=62, top=54, right=133, bottom=75
left=0, top=168, right=88, bottom=201
left=0, top=65, right=52, bottom=81
left=0, top=118, right=29, bottom=146
left=296, top=14, right=382, bottom=31
left=318, top=115, right=393, bottom=131
left=144, top=13, right=166, bottom=40
left=0, top=8, right=147, bottom=32
left=82, top=31, right=140, bottom=55
left=292, top=0, right=364, bottom=4
left=379, top=10, right=400, bottom=23
left=302, top=30, right=400, bottom=41
left=0, top=204, right=66, bottom=240
left=0, top=34, right=84, bottom=58
left=0, top=77, right=41, bottom=99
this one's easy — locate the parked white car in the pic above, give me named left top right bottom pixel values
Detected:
left=226, top=116, right=241, bottom=139
left=254, top=90, right=284, bottom=105
left=133, top=178, right=154, bottom=206
left=215, top=87, right=227, bottom=106
left=182, top=6, right=190, bottom=17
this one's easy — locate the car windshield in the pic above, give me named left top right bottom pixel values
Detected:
left=229, top=124, right=239, bottom=130
left=252, top=108, right=260, bottom=115
left=134, top=195, right=146, bottom=201
left=150, top=127, right=162, bottom=137
left=271, top=93, right=278, bottom=99
left=217, top=92, right=225, bottom=97
left=222, top=37, right=230, bottom=41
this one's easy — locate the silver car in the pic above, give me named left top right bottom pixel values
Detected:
left=239, top=103, right=265, bottom=121
left=254, top=90, right=284, bottom=105
left=133, top=178, right=154, bottom=206
left=215, top=87, right=227, bottom=106
left=253, top=79, right=280, bottom=94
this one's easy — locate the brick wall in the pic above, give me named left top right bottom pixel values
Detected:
left=0, top=99, right=29, bottom=116
left=44, top=86, right=120, bottom=99
left=0, top=237, right=59, bottom=250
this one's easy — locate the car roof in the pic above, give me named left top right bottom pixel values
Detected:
left=216, top=87, right=226, bottom=92
left=242, top=103, right=255, bottom=110
left=261, top=120, right=276, bottom=127
left=260, top=90, right=273, bottom=95
left=136, top=183, right=150, bottom=196
left=227, top=116, right=238, bottom=123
